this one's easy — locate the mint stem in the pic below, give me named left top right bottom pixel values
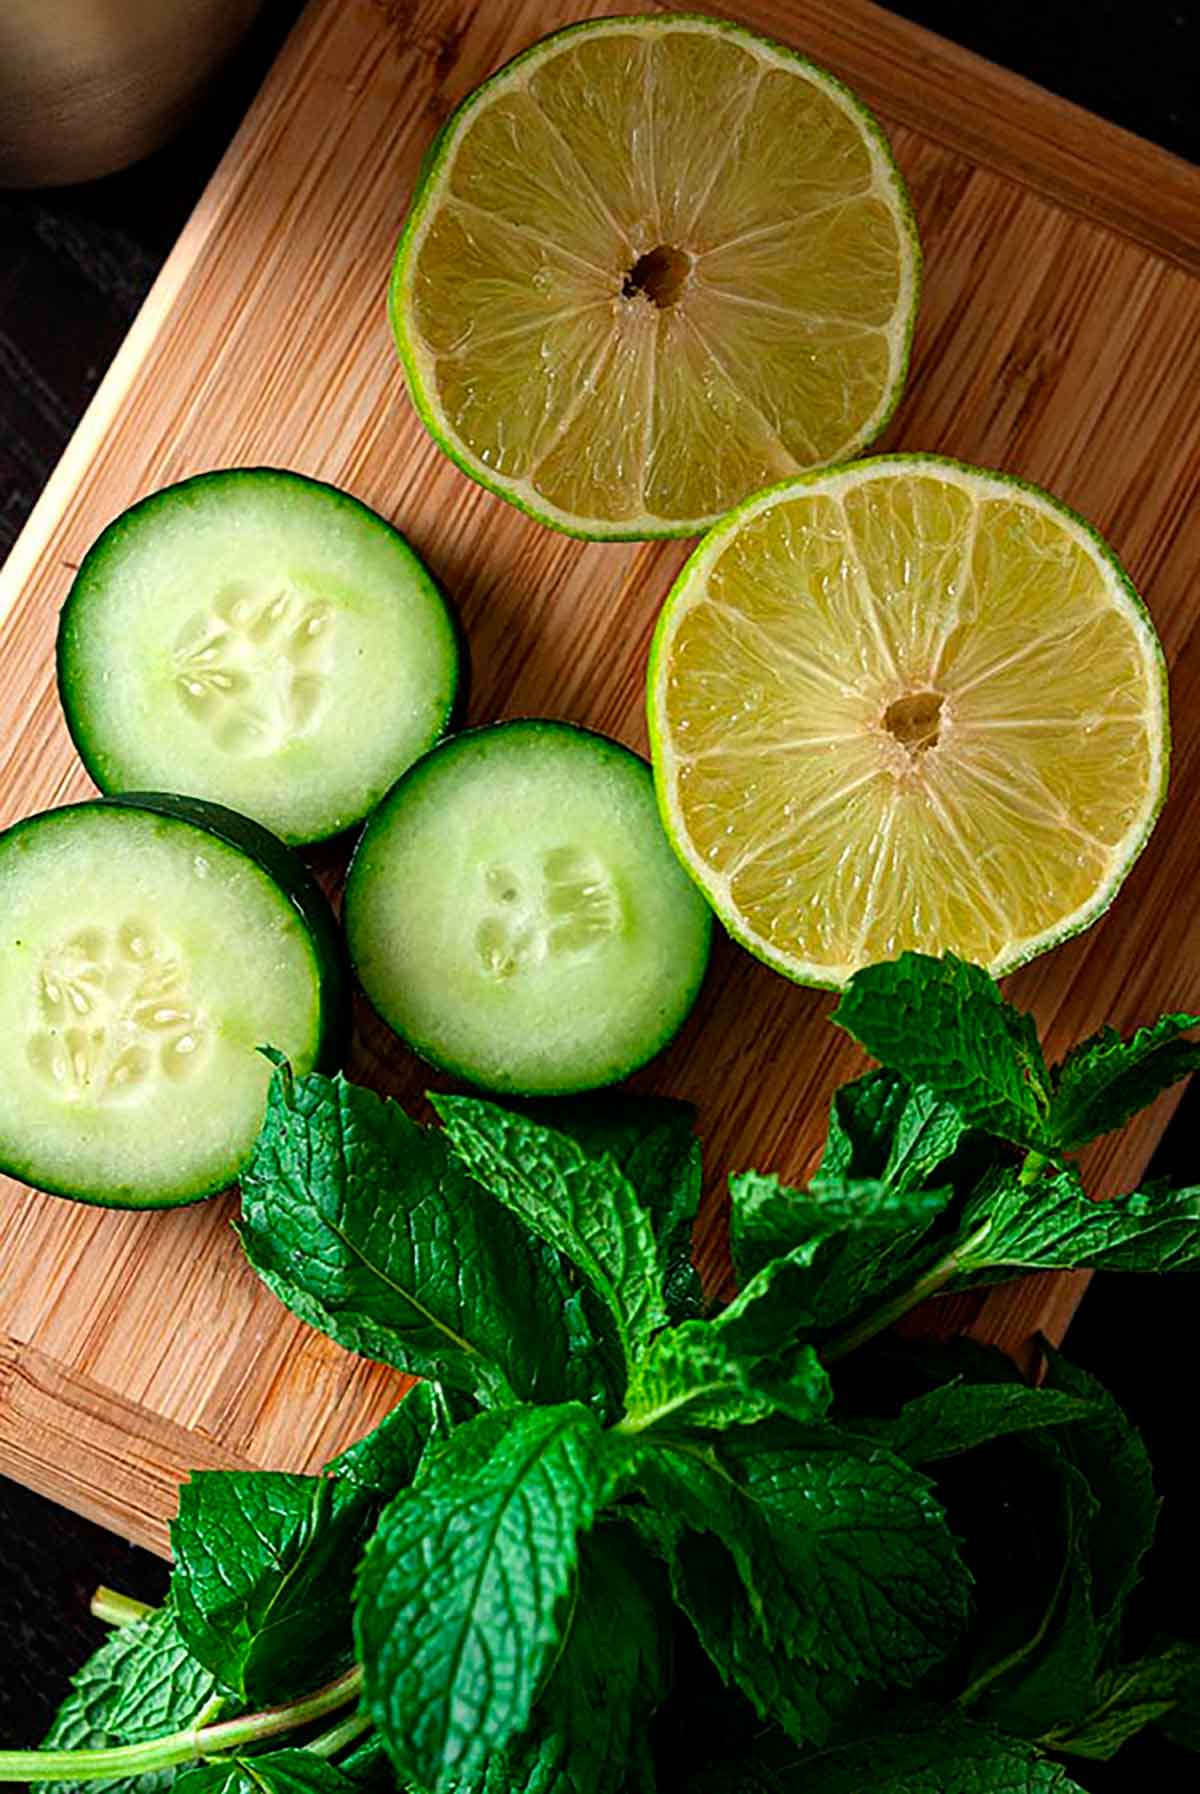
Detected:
left=305, top=1708, right=373, bottom=1759
left=90, top=1587, right=155, bottom=1629
left=0, top=1666, right=362, bottom=1783
left=822, top=1219, right=994, bottom=1363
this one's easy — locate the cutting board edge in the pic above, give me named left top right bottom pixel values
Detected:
left=0, top=1338, right=259, bottom=1559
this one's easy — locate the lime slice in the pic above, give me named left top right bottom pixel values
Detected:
left=391, top=14, right=919, bottom=540
left=648, top=456, right=1169, bottom=985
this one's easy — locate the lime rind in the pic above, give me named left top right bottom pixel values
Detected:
left=647, top=452, right=1170, bottom=988
left=390, top=13, right=921, bottom=542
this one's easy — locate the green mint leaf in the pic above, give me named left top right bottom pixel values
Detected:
left=962, top=1347, right=1158, bottom=1744
left=331, top=1737, right=391, bottom=1793
left=432, top=1096, right=667, bottom=1365
left=630, top=1428, right=968, bottom=1706
left=1038, top=1348, right=1158, bottom=1636
left=170, top=1469, right=375, bottom=1706
left=1160, top=1649, right=1200, bottom=1751
left=325, top=1381, right=447, bottom=1498
left=853, top=1380, right=1095, bottom=1463
left=634, top=1514, right=858, bottom=1749
left=967, top=1443, right=1103, bottom=1738
left=531, top=1092, right=704, bottom=1320
left=35, top=1603, right=219, bottom=1794
left=175, top=1753, right=357, bottom=1794
left=721, top=1174, right=951, bottom=1354
left=820, top=1070, right=969, bottom=1199
left=833, top=952, right=1051, bottom=1145
left=240, top=1070, right=603, bottom=1409
left=730, top=1169, right=948, bottom=1287
left=621, top=1320, right=831, bottom=1435
left=958, top=1164, right=1200, bottom=1279
left=719, top=1427, right=970, bottom=1687
left=781, top=1716, right=1088, bottom=1792
left=356, top=1402, right=610, bottom=1792
left=1047, top=1013, right=1200, bottom=1150
left=452, top=1527, right=670, bottom=1794
left=1043, top=1644, right=1200, bottom=1759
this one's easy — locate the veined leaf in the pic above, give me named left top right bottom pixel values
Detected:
left=34, top=1603, right=218, bottom=1794
left=720, top=1175, right=950, bottom=1357
left=239, top=1069, right=606, bottom=1409
left=957, top=1164, right=1200, bottom=1279
left=621, top=1321, right=830, bottom=1435
left=170, top=1470, right=374, bottom=1706
left=175, top=1753, right=357, bottom=1794
left=833, top=953, right=1051, bottom=1146
left=530, top=1092, right=704, bottom=1320
left=854, top=1381, right=1095, bottom=1464
left=820, top=1070, right=968, bottom=1201
left=356, top=1402, right=610, bottom=1792
left=451, top=1527, right=671, bottom=1794
left=433, top=1097, right=666, bottom=1364
left=1048, top=1013, right=1200, bottom=1150
left=1044, top=1643, right=1200, bottom=1759
left=325, top=1381, right=447, bottom=1499
left=778, top=1716, right=1088, bottom=1791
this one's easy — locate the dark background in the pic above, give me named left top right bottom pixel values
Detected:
left=1, top=0, right=1198, bottom=1775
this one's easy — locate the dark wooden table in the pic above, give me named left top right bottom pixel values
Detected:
left=1, top=2, right=1197, bottom=1777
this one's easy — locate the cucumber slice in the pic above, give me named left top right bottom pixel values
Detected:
left=0, top=795, right=350, bottom=1207
left=343, top=721, right=712, bottom=1094
left=57, top=468, right=463, bottom=845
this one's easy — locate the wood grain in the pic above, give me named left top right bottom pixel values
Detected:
left=2, top=0, right=1199, bottom=1555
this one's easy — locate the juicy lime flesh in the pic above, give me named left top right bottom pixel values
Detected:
left=400, top=18, right=915, bottom=534
left=652, top=464, right=1166, bottom=982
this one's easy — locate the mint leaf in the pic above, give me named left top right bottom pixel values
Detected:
left=1048, top=1013, right=1200, bottom=1150
left=721, top=1175, right=950, bottom=1355
left=729, top=1170, right=947, bottom=1287
left=176, top=1753, right=356, bottom=1794
left=240, top=1070, right=605, bottom=1409
left=638, top=1516, right=857, bottom=1748
left=534, top=1092, right=703, bottom=1320
left=720, top=1427, right=970, bottom=1688
left=454, top=1528, right=670, bottom=1794
left=854, top=1381, right=1095, bottom=1463
left=356, top=1402, right=610, bottom=1792
left=433, top=1096, right=667, bottom=1364
left=621, top=1321, right=830, bottom=1434
left=35, top=1603, right=218, bottom=1794
left=821, top=1070, right=968, bottom=1199
left=962, top=1352, right=1156, bottom=1743
left=958, top=1164, right=1200, bottom=1278
left=968, top=1444, right=1103, bottom=1738
left=630, top=1428, right=968, bottom=1706
left=1044, top=1644, right=1200, bottom=1759
left=170, top=1470, right=375, bottom=1705
left=833, top=953, right=1051, bottom=1145
left=326, top=1381, right=447, bottom=1498
left=783, top=1717, right=1087, bottom=1791
left=1039, top=1348, right=1158, bottom=1635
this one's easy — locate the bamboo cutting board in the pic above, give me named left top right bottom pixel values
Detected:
left=2, top=0, right=1200, bottom=1559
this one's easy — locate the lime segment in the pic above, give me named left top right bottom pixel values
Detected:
left=393, top=14, right=920, bottom=539
left=648, top=457, right=1169, bottom=985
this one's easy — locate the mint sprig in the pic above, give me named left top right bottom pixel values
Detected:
left=6, top=952, right=1200, bottom=1792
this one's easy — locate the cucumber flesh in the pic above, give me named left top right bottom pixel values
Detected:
left=0, top=798, right=347, bottom=1207
left=344, top=721, right=712, bottom=1094
left=57, top=468, right=462, bottom=845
